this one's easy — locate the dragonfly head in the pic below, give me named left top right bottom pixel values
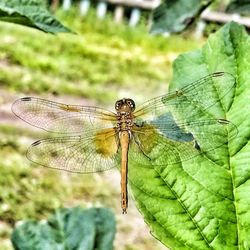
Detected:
left=115, top=98, right=135, bottom=113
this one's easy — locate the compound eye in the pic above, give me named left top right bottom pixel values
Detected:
left=115, top=101, right=121, bottom=110
left=127, top=100, right=133, bottom=107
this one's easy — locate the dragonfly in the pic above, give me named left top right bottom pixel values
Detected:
left=12, top=72, right=237, bottom=214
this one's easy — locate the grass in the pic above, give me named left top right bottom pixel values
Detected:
left=0, top=6, right=202, bottom=250
left=0, top=8, right=199, bottom=103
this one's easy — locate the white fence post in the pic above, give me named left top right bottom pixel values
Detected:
left=129, top=8, right=141, bottom=26
left=63, top=0, right=71, bottom=10
left=114, top=5, right=124, bottom=23
left=97, top=1, right=108, bottom=19
left=80, top=0, right=91, bottom=16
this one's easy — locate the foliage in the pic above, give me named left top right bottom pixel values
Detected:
left=0, top=0, right=71, bottom=33
left=151, top=0, right=214, bottom=34
left=227, top=0, right=250, bottom=15
left=11, top=207, right=116, bottom=250
left=129, top=22, right=250, bottom=249
left=151, top=0, right=250, bottom=34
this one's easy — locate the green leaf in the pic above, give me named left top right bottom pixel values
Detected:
left=129, top=22, right=250, bottom=249
left=11, top=207, right=116, bottom=250
left=0, top=0, right=72, bottom=33
left=226, top=0, right=250, bottom=15
left=150, top=0, right=213, bottom=34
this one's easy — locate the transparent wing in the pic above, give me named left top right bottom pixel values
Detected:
left=27, top=128, right=119, bottom=173
left=131, top=118, right=237, bottom=166
left=133, top=72, right=236, bottom=123
left=12, top=97, right=117, bottom=133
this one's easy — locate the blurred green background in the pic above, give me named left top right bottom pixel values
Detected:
left=0, top=7, right=201, bottom=250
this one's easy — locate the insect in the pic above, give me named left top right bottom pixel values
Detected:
left=12, top=72, right=237, bottom=214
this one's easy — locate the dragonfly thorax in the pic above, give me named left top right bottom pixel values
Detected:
left=115, top=98, right=135, bottom=132
left=116, top=112, right=134, bottom=132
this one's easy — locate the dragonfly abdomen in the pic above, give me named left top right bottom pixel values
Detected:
left=119, top=130, right=130, bottom=214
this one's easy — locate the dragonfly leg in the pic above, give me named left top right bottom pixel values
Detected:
left=133, top=134, right=151, bottom=160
